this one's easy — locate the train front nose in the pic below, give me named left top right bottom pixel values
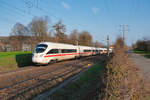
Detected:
left=32, top=53, right=49, bottom=64
left=32, top=54, right=43, bottom=64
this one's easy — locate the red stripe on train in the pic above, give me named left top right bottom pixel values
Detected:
left=44, top=52, right=95, bottom=58
left=44, top=53, right=78, bottom=57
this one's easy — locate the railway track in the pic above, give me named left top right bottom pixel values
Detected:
left=0, top=56, right=102, bottom=100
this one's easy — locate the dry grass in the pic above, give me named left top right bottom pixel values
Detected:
left=100, top=38, right=149, bottom=100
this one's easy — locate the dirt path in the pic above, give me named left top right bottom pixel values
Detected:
left=129, top=53, right=150, bottom=82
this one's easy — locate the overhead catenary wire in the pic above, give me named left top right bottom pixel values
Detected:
left=0, top=0, right=104, bottom=44
left=0, top=0, right=35, bottom=17
left=27, top=0, right=89, bottom=29
left=0, top=0, right=94, bottom=34
left=0, top=2, right=30, bottom=22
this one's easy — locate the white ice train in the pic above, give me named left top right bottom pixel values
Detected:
left=32, top=42, right=109, bottom=64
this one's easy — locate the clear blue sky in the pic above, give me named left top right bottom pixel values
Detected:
left=0, top=0, right=150, bottom=45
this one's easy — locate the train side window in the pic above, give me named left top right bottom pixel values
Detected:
left=61, top=49, right=67, bottom=53
left=83, top=50, right=87, bottom=52
left=93, top=50, right=96, bottom=52
left=47, top=49, right=59, bottom=54
left=84, top=49, right=90, bottom=52
left=73, top=49, right=77, bottom=52
left=69, top=49, right=77, bottom=53
left=61, top=49, right=77, bottom=53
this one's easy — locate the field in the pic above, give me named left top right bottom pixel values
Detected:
left=133, top=50, right=150, bottom=59
left=50, top=62, right=105, bottom=100
left=0, top=51, right=33, bottom=71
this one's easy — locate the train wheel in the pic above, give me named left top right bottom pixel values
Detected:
left=55, top=59, right=58, bottom=63
left=49, top=60, right=55, bottom=64
left=74, top=56, right=79, bottom=59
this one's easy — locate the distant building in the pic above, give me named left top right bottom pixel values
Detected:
left=0, top=42, right=4, bottom=51
left=0, top=36, right=12, bottom=51
left=22, top=43, right=32, bottom=51
left=0, top=36, right=32, bottom=52
left=0, top=36, right=9, bottom=43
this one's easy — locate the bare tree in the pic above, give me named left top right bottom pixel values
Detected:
left=94, top=41, right=102, bottom=47
left=135, top=39, right=150, bottom=51
left=69, top=29, right=79, bottom=45
left=29, top=16, right=48, bottom=41
left=114, top=37, right=125, bottom=53
left=28, top=16, right=49, bottom=49
left=52, top=21, right=68, bottom=43
left=9, top=16, right=99, bottom=51
left=11, top=23, right=28, bottom=51
left=78, top=31, right=93, bottom=46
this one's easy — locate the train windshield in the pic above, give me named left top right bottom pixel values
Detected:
left=35, top=44, right=48, bottom=53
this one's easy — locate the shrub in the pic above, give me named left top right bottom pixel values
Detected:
left=101, top=38, right=147, bottom=100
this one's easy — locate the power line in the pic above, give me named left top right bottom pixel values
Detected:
left=22, top=0, right=91, bottom=35
left=36, top=0, right=88, bottom=28
left=23, top=0, right=59, bottom=20
left=0, top=0, right=35, bottom=17
left=0, top=0, right=103, bottom=44
left=0, top=2, right=30, bottom=22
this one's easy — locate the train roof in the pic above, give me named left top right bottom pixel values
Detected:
left=39, top=42, right=74, bottom=46
left=39, top=42, right=95, bottom=48
left=38, top=42, right=108, bottom=50
left=38, top=42, right=77, bottom=49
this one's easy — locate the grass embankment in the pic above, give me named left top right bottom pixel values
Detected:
left=101, top=38, right=149, bottom=100
left=133, top=50, right=150, bottom=59
left=50, top=62, right=106, bottom=100
left=0, top=51, right=33, bottom=71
